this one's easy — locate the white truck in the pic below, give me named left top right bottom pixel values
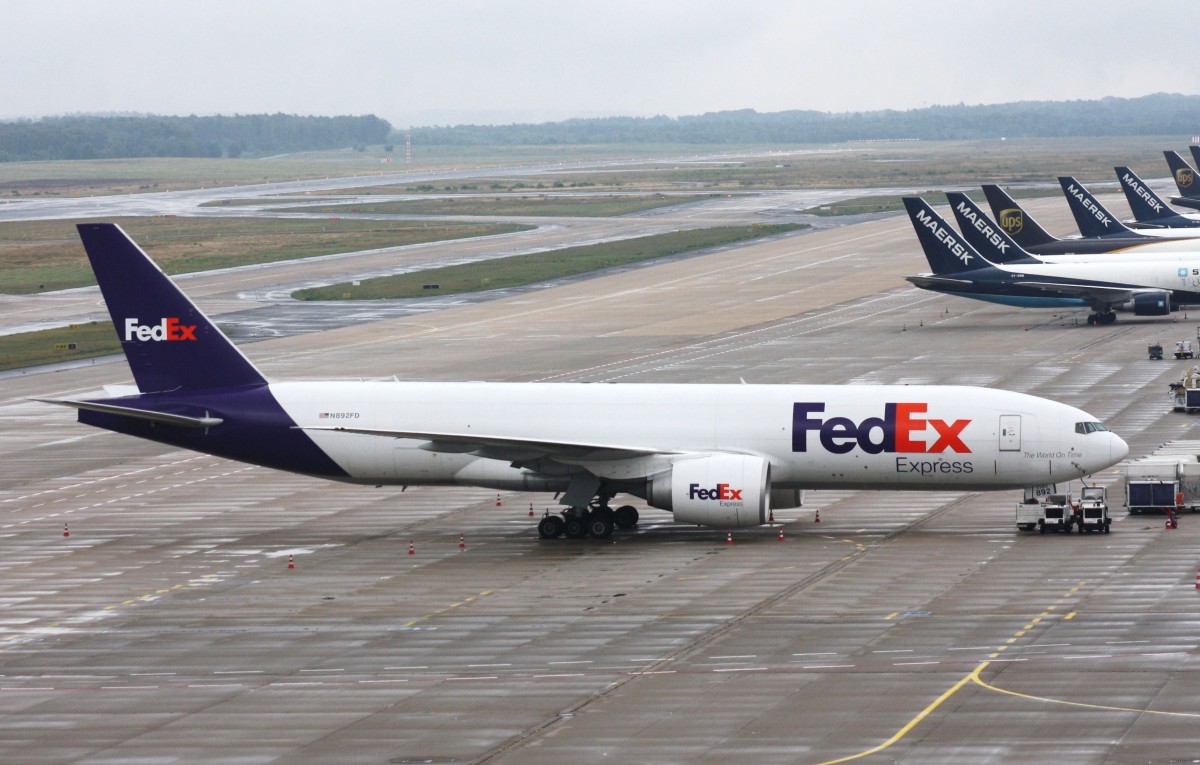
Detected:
left=1074, top=486, right=1111, bottom=533
left=1016, top=493, right=1075, bottom=533
left=1171, top=365, right=1200, bottom=412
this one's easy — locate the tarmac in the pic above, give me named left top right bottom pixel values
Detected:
left=2, top=174, right=1199, bottom=764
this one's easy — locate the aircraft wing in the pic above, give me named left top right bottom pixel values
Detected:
left=298, top=424, right=678, bottom=463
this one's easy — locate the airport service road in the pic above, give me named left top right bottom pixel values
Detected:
left=1, top=199, right=1198, bottom=764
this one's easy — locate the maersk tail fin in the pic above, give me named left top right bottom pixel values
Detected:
left=1165, top=150, right=1200, bottom=200
left=76, top=223, right=267, bottom=394
left=980, top=185, right=1059, bottom=247
left=1057, top=177, right=1136, bottom=238
left=1115, top=166, right=1200, bottom=228
left=903, top=197, right=990, bottom=274
left=944, top=192, right=1039, bottom=265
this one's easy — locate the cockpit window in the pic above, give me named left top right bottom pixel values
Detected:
left=1075, top=421, right=1108, bottom=434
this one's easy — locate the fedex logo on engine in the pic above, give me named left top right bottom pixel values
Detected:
left=688, top=483, right=743, bottom=501
left=792, top=402, right=971, bottom=455
left=123, top=317, right=198, bottom=342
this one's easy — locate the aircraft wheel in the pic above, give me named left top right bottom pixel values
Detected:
left=564, top=514, right=588, bottom=539
left=1087, top=314, right=1097, bottom=326
left=614, top=505, right=639, bottom=529
left=538, top=515, right=565, bottom=539
left=1100, top=312, right=1116, bottom=325
left=587, top=509, right=615, bottom=539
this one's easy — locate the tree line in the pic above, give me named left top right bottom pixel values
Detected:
left=0, top=113, right=392, bottom=161
left=406, top=93, right=1200, bottom=145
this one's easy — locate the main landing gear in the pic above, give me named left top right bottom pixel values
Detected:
left=1086, top=311, right=1116, bottom=326
left=538, top=502, right=640, bottom=540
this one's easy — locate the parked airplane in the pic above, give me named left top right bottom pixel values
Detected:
left=970, top=187, right=1200, bottom=256
left=1058, top=177, right=1200, bottom=240
left=1114, top=166, right=1200, bottom=228
left=1164, top=149, right=1200, bottom=211
left=36, top=224, right=1128, bottom=540
left=904, top=196, right=1200, bottom=325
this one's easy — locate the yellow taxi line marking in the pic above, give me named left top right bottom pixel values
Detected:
left=811, top=661, right=990, bottom=765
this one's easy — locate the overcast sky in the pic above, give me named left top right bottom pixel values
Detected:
left=4, top=0, right=1198, bottom=128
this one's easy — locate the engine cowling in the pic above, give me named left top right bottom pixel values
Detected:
left=1127, top=292, right=1172, bottom=316
left=646, top=454, right=770, bottom=528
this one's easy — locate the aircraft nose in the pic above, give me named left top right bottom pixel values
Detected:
left=1109, top=432, right=1129, bottom=466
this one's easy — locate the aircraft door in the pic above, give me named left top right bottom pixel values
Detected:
left=999, top=415, right=1021, bottom=451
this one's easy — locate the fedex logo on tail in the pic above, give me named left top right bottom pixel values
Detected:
left=124, top=317, right=198, bottom=342
left=792, top=402, right=971, bottom=455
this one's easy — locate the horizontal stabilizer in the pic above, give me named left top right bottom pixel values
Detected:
left=32, top=397, right=223, bottom=429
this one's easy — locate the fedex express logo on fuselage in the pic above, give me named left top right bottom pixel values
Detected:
left=124, top=317, right=198, bottom=342
left=792, top=402, right=970, bottom=454
left=793, top=402, right=975, bottom=476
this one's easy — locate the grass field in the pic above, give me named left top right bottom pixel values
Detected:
left=804, top=186, right=1066, bottom=216
left=269, top=194, right=713, bottom=217
left=294, top=224, right=806, bottom=301
left=310, top=137, right=1179, bottom=195
left=0, top=217, right=530, bottom=293
left=0, top=322, right=121, bottom=371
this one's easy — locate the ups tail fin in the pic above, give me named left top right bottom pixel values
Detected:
left=1165, top=150, right=1200, bottom=200
left=902, top=197, right=990, bottom=274
left=76, top=223, right=267, bottom=393
left=980, top=185, right=1058, bottom=247
left=1057, top=177, right=1135, bottom=237
left=1115, top=166, right=1176, bottom=223
left=944, top=192, right=1038, bottom=265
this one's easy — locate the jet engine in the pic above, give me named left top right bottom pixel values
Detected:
left=646, top=454, right=769, bottom=528
left=1123, top=292, right=1172, bottom=316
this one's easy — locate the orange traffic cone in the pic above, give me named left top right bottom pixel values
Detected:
left=1195, top=569, right=1200, bottom=590
left=777, top=527, right=785, bottom=541
left=528, top=503, right=534, bottom=518
left=63, top=523, right=69, bottom=538
left=287, top=554, right=294, bottom=569
left=458, top=534, right=465, bottom=551
left=814, top=510, right=821, bottom=524
left=726, top=531, right=733, bottom=545
left=408, top=540, right=415, bottom=555
left=495, top=494, right=502, bottom=507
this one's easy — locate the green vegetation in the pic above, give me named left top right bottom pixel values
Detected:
left=804, top=186, right=1064, bottom=216
left=0, top=321, right=120, bottom=371
left=271, top=194, right=712, bottom=217
left=294, top=224, right=806, bottom=301
left=0, top=217, right=530, bottom=294
left=408, top=94, right=1200, bottom=145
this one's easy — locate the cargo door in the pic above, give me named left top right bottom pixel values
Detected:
left=999, top=415, right=1021, bottom=451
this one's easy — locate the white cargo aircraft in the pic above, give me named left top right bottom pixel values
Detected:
left=37, top=224, right=1128, bottom=540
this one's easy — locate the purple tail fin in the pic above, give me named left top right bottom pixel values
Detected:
left=76, top=223, right=267, bottom=393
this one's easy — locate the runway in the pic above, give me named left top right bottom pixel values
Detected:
left=2, top=179, right=1199, bottom=764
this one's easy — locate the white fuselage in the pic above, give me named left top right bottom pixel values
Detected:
left=271, top=381, right=1125, bottom=492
